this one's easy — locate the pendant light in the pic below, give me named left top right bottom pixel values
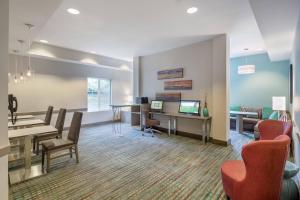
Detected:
left=17, top=40, right=25, bottom=83
left=25, top=23, right=34, bottom=78
left=238, top=49, right=255, bottom=75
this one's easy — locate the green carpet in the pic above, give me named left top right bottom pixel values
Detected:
left=10, top=124, right=251, bottom=200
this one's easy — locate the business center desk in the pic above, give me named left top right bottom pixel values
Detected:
left=150, top=112, right=212, bottom=144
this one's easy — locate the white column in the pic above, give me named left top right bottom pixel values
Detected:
left=0, top=0, right=9, bottom=199
left=211, top=34, right=230, bottom=143
left=133, top=56, right=140, bottom=99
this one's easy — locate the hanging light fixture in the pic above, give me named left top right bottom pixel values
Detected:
left=238, top=49, right=255, bottom=75
left=25, top=23, right=34, bottom=78
left=17, top=39, right=26, bottom=83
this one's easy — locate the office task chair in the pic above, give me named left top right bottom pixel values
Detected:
left=141, top=110, right=161, bottom=137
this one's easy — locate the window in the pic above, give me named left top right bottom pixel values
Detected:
left=87, top=78, right=111, bottom=112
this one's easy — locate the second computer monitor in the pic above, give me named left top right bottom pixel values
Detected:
left=179, top=100, right=201, bottom=115
left=151, top=100, right=164, bottom=112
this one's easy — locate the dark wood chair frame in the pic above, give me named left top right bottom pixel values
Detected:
left=41, top=112, right=83, bottom=172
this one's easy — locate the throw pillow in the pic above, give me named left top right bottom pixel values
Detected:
left=269, top=111, right=279, bottom=120
left=262, top=107, right=273, bottom=119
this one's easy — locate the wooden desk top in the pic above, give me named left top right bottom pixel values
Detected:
left=8, top=125, right=57, bottom=138
left=151, top=112, right=211, bottom=120
left=8, top=115, right=35, bottom=121
left=8, top=119, right=45, bottom=128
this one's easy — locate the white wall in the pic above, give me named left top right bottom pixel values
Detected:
left=139, top=35, right=229, bottom=142
left=290, top=9, right=300, bottom=181
left=9, top=54, right=133, bottom=125
left=0, top=0, right=9, bottom=199
left=212, top=35, right=230, bottom=142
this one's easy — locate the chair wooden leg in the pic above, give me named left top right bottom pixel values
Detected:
left=41, top=148, right=45, bottom=169
left=75, top=145, right=79, bottom=163
left=33, top=138, right=36, bottom=151
left=69, top=148, right=73, bottom=158
left=46, top=151, right=51, bottom=172
left=36, top=140, right=40, bottom=155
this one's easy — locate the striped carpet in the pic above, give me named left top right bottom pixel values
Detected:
left=10, top=123, right=252, bottom=200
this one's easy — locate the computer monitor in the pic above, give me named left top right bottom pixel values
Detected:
left=179, top=100, right=201, bottom=115
left=151, top=100, right=164, bottom=111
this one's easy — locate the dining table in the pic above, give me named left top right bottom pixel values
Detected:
left=230, top=111, right=258, bottom=134
left=8, top=125, right=58, bottom=184
left=8, top=119, right=45, bottom=129
left=8, top=115, right=35, bottom=121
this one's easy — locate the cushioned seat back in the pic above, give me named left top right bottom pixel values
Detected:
left=238, top=135, right=290, bottom=200
left=55, top=109, right=67, bottom=135
left=258, top=120, right=291, bottom=140
left=67, top=112, right=83, bottom=144
left=45, top=106, right=54, bottom=125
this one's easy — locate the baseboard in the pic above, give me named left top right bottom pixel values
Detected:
left=153, top=126, right=229, bottom=146
left=210, top=138, right=231, bottom=146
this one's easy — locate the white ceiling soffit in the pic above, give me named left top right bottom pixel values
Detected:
left=249, top=0, right=300, bottom=61
left=9, top=0, right=63, bottom=52
left=35, top=0, right=265, bottom=61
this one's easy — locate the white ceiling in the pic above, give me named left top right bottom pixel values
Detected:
left=9, top=0, right=63, bottom=52
left=9, top=0, right=299, bottom=61
left=249, top=0, right=300, bottom=61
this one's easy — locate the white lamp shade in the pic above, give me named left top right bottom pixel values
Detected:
left=238, top=65, right=255, bottom=74
left=272, top=96, right=286, bottom=111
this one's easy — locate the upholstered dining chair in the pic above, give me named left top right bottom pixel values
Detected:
left=44, top=106, right=54, bottom=125
left=221, top=135, right=290, bottom=200
left=41, top=112, right=83, bottom=172
left=141, top=110, right=160, bottom=137
left=258, top=120, right=293, bottom=140
left=33, top=108, right=67, bottom=155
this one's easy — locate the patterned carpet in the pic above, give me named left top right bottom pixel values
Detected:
left=10, top=124, right=252, bottom=200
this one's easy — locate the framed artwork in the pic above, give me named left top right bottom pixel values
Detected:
left=164, top=80, right=192, bottom=90
left=156, top=93, right=181, bottom=102
left=157, top=68, right=183, bottom=80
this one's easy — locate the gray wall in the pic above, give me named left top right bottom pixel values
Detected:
left=291, top=10, right=300, bottom=180
left=0, top=0, right=9, bottom=199
left=139, top=35, right=229, bottom=142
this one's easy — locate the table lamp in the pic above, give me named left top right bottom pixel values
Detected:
left=272, top=96, right=286, bottom=120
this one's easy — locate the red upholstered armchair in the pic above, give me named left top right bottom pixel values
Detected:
left=258, top=120, right=293, bottom=140
left=221, top=135, right=290, bottom=200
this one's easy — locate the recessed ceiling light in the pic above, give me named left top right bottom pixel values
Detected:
left=67, top=8, right=80, bottom=15
left=90, top=51, right=96, bottom=54
left=40, top=40, right=48, bottom=44
left=187, top=7, right=198, bottom=14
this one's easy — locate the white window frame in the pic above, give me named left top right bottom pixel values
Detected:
left=87, top=77, right=112, bottom=112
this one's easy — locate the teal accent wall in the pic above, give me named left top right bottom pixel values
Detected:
left=230, top=53, right=290, bottom=108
